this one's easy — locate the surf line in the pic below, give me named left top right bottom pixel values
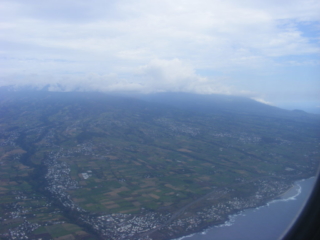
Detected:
left=174, top=178, right=310, bottom=240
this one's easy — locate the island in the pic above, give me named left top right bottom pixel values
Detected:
left=0, top=91, right=319, bottom=240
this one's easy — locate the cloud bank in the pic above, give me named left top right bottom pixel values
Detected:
left=2, top=59, right=246, bottom=96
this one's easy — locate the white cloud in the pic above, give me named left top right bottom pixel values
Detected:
left=251, top=97, right=273, bottom=106
left=135, top=58, right=237, bottom=94
left=0, top=0, right=319, bottom=104
left=2, top=59, right=246, bottom=96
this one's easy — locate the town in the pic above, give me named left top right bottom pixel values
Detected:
left=0, top=92, right=319, bottom=240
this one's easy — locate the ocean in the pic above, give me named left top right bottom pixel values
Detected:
left=175, top=177, right=316, bottom=240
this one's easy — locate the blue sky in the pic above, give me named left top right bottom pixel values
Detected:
left=0, top=0, right=319, bottom=112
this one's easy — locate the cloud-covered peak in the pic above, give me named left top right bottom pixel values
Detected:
left=0, top=0, right=319, bottom=109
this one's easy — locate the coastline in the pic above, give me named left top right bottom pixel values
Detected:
left=277, top=184, right=296, bottom=198
left=172, top=176, right=316, bottom=240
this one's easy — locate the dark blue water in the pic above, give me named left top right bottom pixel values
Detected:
left=176, top=177, right=316, bottom=240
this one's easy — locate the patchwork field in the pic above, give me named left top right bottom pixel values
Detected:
left=0, top=92, right=319, bottom=239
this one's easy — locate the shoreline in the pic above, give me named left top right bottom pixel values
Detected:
left=277, top=184, right=296, bottom=198
left=172, top=176, right=315, bottom=240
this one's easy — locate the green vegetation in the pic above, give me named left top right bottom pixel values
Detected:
left=0, top=91, right=319, bottom=239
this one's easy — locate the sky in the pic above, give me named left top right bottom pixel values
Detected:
left=0, top=0, right=319, bottom=112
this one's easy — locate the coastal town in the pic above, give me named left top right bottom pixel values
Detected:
left=1, top=139, right=301, bottom=240
left=0, top=92, right=319, bottom=240
left=40, top=151, right=297, bottom=240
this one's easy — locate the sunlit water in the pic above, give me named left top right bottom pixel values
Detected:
left=175, top=177, right=316, bottom=240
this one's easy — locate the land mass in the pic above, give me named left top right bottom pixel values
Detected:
left=0, top=91, right=319, bottom=240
